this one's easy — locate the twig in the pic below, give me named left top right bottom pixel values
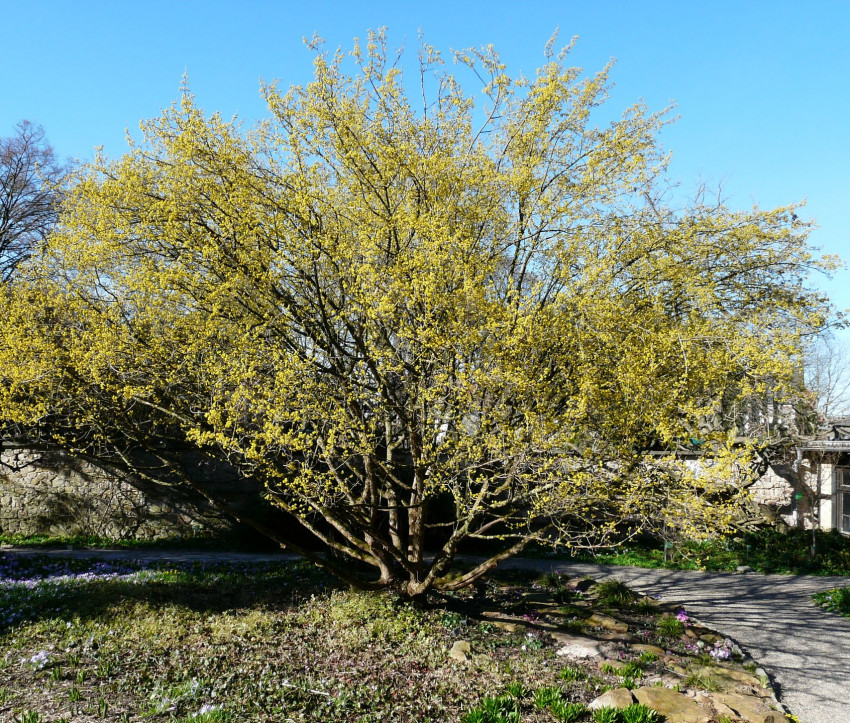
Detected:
left=280, top=679, right=332, bottom=697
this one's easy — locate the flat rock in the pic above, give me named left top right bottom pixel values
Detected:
left=523, top=592, right=553, bottom=603
left=481, top=610, right=519, bottom=620
left=712, top=691, right=779, bottom=721
left=666, top=662, right=689, bottom=676
left=694, top=692, right=740, bottom=720
left=588, top=688, right=635, bottom=710
left=449, top=640, right=471, bottom=662
left=552, top=631, right=605, bottom=658
left=688, top=625, right=713, bottom=636
left=633, top=686, right=712, bottom=723
left=543, top=608, right=580, bottom=618
left=692, top=664, right=765, bottom=692
left=586, top=612, right=629, bottom=633
left=481, top=611, right=529, bottom=630
left=593, top=631, right=636, bottom=642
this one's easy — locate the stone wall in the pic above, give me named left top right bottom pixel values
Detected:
left=750, top=463, right=798, bottom=527
left=5, top=441, right=836, bottom=540
left=0, top=445, right=236, bottom=539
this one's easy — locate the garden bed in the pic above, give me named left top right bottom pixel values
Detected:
left=0, top=555, right=786, bottom=721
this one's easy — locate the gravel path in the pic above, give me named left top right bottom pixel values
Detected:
left=4, top=547, right=849, bottom=722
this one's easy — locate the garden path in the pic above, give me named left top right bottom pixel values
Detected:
left=3, top=546, right=848, bottom=723
left=498, top=558, right=850, bottom=723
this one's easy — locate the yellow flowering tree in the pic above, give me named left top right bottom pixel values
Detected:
left=0, top=33, right=835, bottom=595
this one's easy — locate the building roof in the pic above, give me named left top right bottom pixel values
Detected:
left=799, top=440, right=850, bottom=451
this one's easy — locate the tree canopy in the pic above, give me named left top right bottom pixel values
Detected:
left=0, top=33, right=836, bottom=595
left=0, top=121, right=68, bottom=281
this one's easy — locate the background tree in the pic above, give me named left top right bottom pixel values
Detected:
left=0, top=33, right=836, bottom=596
left=804, top=333, right=850, bottom=423
left=0, top=121, right=68, bottom=281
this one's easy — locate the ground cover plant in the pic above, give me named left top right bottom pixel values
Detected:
left=0, top=554, right=782, bottom=721
left=813, top=586, right=850, bottom=617
left=569, top=528, right=850, bottom=576
left=0, top=532, right=279, bottom=553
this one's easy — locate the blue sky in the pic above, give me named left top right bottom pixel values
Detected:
left=3, top=0, right=848, bottom=322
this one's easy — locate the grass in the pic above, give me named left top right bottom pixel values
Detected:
left=570, top=528, right=850, bottom=576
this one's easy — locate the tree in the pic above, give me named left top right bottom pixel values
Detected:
left=804, top=333, right=850, bottom=422
left=0, top=121, right=67, bottom=281
left=0, top=33, right=836, bottom=596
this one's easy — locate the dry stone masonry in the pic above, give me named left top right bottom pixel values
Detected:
left=0, top=445, right=233, bottom=539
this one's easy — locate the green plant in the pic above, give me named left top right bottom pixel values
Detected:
left=559, top=665, right=587, bottom=683
left=621, top=676, right=638, bottom=690
left=814, top=586, right=850, bottom=616
left=620, top=703, right=664, bottom=723
left=523, top=635, right=545, bottom=651
left=595, top=579, right=636, bottom=606
left=97, top=659, right=114, bottom=677
left=15, top=713, right=43, bottom=723
left=550, top=700, right=587, bottom=723
left=553, top=586, right=574, bottom=604
left=592, top=707, right=621, bottom=723
left=174, top=709, right=232, bottom=723
left=637, top=651, right=658, bottom=664
left=540, top=571, right=568, bottom=588
left=441, top=611, right=467, bottom=628
left=50, top=665, right=62, bottom=681
left=461, top=694, right=522, bottom=723
left=683, top=670, right=721, bottom=692
left=633, top=598, right=657, bottom=614
left=559, top=617, right=587, bottom=634
left=76, top=669, right=85, bottom=684
left=98, top=697, right=109, bottom=717
left=575, top=528, right=850, bottom=576
left=533, top=686, right=564, bottom=709
left=655, top=614, right=685, bottom=638
left=68, top=686, right=81, bottom=703
left=619, top=661, right=644, bottom=679
left=504, top=682, right=527, bottom=699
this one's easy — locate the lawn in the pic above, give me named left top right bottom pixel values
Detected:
left=0, top=554, right=775, bottom=722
